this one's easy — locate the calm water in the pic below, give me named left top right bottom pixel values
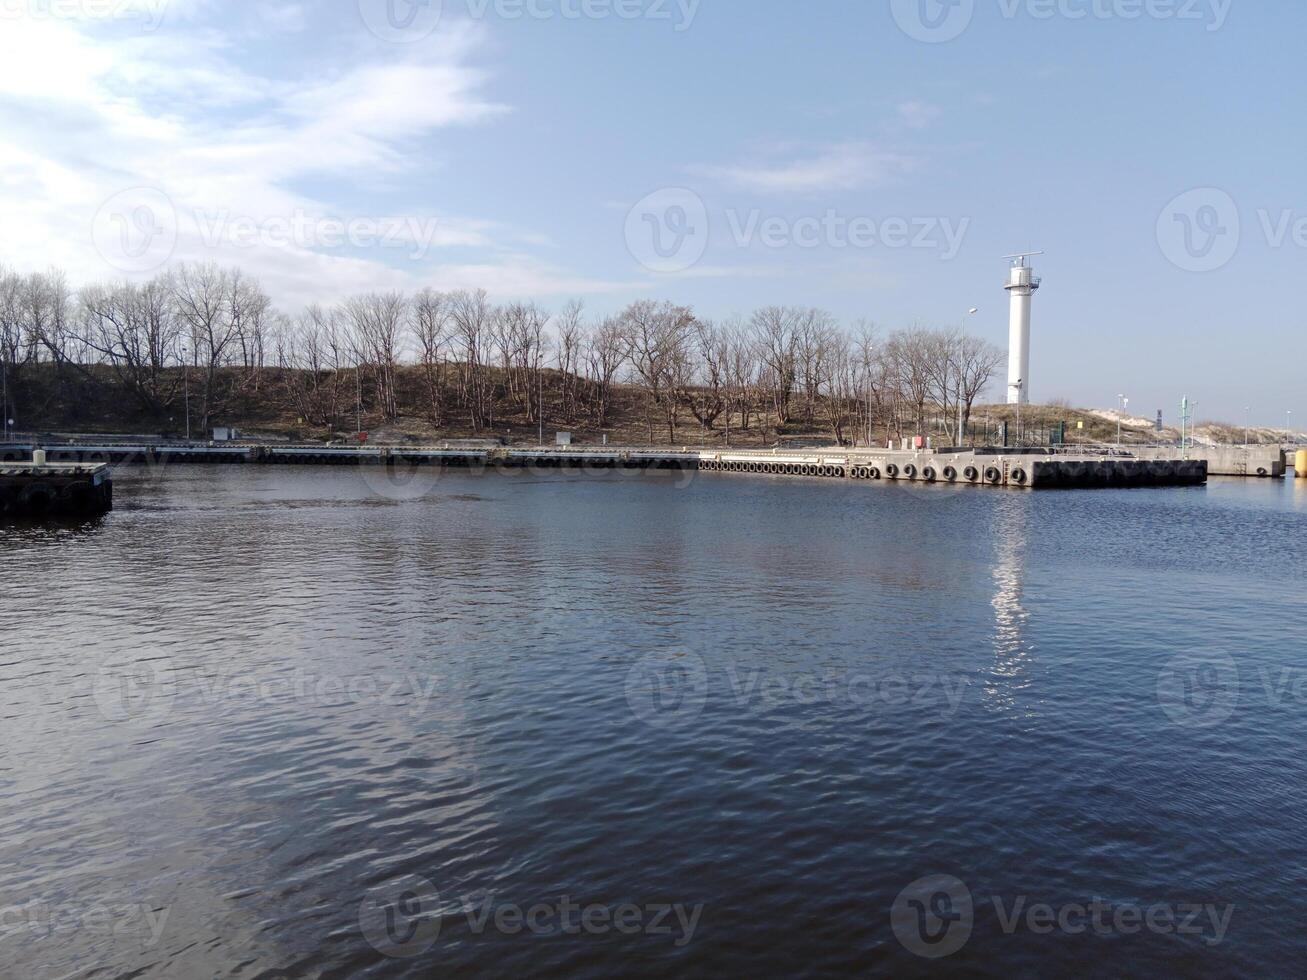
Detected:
left=3, top=464, right=1307, bottom=977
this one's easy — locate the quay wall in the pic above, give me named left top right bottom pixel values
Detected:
left=0, top=442, right=1209, bottom=491
left=1130, top=446, right=1287, bottom=478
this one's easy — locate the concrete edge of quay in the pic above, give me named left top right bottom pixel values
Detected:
left=3, top=440, right=1274, bottom=492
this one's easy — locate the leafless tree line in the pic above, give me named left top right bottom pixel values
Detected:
left=1, top=262, right=1004, bottom=444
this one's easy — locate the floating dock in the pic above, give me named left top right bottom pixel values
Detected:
left=0, top=452, right=113, bottom=519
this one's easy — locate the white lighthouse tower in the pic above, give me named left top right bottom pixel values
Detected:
left=1004, top=252, right=1042, bottom=405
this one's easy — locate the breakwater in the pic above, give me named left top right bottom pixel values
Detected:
left=0, top=441, right=1212, bottom=490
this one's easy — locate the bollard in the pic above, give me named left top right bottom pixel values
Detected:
left=32, top=449, right=46, bottom=467
left=1296, top=449, right=1307, bottom=478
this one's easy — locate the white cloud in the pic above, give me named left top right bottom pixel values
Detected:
left=0, top=12, right=629, bottom=307
left=695, top=142, right=912, bottom=195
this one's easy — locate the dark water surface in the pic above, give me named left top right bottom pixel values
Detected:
left=3, top=465, right=1307, bottom=977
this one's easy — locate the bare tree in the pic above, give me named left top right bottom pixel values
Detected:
left=676, top=318, right=727, bottom=432
left=282, top=305, right=347, bottom=428
left=884, top=327, right=935, bottom=439
left=411, top=289, right=450, bottom=426
left=555, top=299, right=584, bottom=423
left=448, top=289, right=492, bottom=431
left=619, top=300, right=695, bottom=444
left=79, top=276, right=182, bottom=414
left=170, top=262, right=239, bottom=431
left=583, top=316, right=626, bottom=430
left=750, top=306, right=800, bottom=426
left=229, top=270, right=272, bottom=390
left=953, top=334, right=1005, bottom=443
left=342, top=292, right=406, bottom=421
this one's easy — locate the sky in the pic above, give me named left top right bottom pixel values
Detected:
left=0, top=0, right=1304, bottom=424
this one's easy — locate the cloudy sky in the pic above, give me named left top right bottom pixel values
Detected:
left=0, top=0, right=1303, bottom=422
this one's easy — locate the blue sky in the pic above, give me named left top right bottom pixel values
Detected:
left=1, top=0, right=1304, bottom=423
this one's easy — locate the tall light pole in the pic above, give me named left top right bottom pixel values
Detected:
left=1245, top=406, right=1251, bottom=448
left=1117, top=394, right=1128, bottom=446
left=1288, top=410, right=1295, bottom=442
left=1, top=354, right=7, bottom=442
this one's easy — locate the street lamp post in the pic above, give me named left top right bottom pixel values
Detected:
left=1117, top=394, right=1128, bottom=446
left=1245, top=406, right=1251, bottom=448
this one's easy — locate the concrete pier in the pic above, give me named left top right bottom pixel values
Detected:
left=698, top=449, right=1206, bottom=489
left=0, top=440, right=1211, bottom=491
left=1130, top=446, right=1287, bottom=478
left=0, top=454, right=113, bottom=519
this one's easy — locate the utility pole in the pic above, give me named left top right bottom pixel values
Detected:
left=1, top=354, right=7, bottom=442
left=538, top=367, right=544, bottom=446
left=1180, top=396, right=1191, bottom=457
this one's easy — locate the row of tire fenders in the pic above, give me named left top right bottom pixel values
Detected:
left=698, top=459, right=1026, bottom=485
